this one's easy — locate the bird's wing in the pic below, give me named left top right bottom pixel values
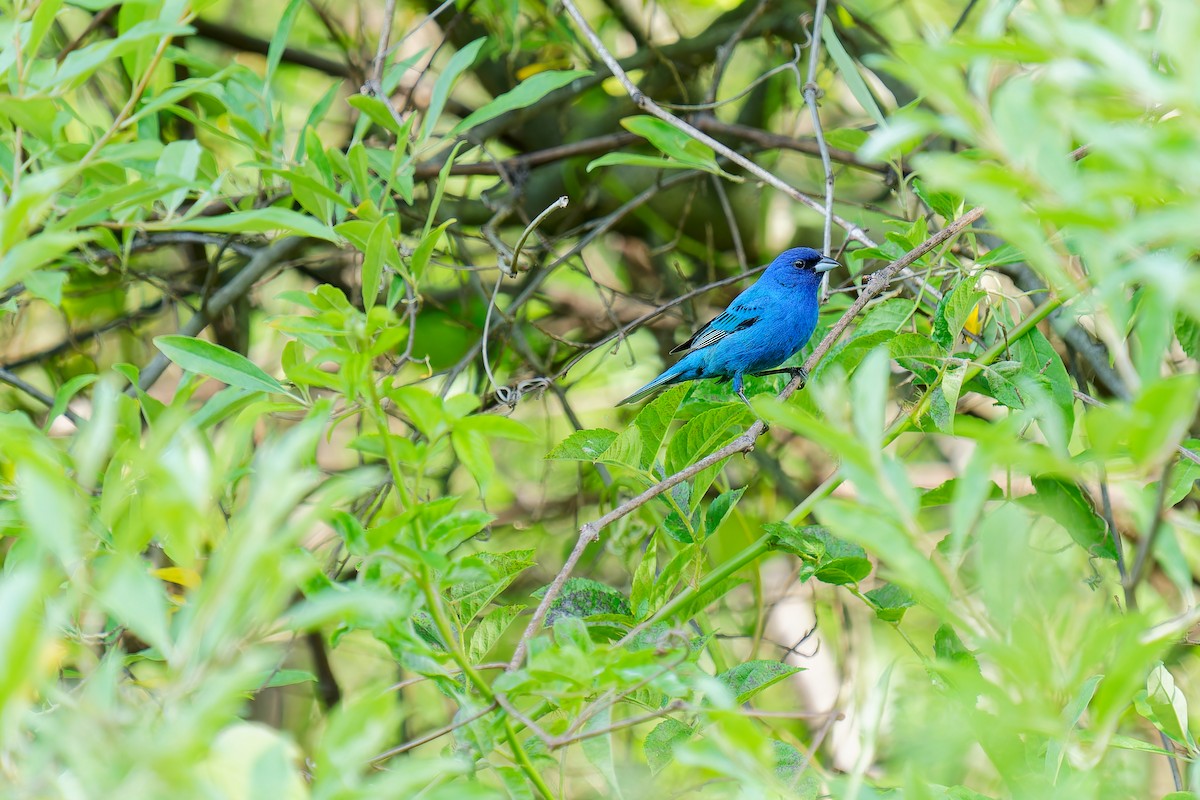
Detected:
left=669, top=298, right=762, bottom=355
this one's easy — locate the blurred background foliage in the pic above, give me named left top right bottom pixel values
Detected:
left=0, top=0, right=1198, bottom=797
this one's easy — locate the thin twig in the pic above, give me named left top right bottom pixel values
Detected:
left=0, top=368, right=83, bottom=426
left=1126, top=460, right=1174, bottom=599
left=359, top=0, right=409, bottom=133
left=508, top=195, right=569, bottom=275
left=665, top=44, right=800, bottom=111
left=370, top=701, right=498, bottom=762
left=370, top=0, right=398, bottom=87
left=482, top=197, right=570, bottom=401
left=710, top=174, right=746, bottom=271
left=705, top=0, right=773, bottom=106
left=801, top=0, right=835, bottom=301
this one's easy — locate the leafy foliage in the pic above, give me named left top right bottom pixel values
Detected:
left=1, top=0, right=1198, bottom=798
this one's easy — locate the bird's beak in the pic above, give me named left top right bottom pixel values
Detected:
left=816, top=256, right=840, bottom=273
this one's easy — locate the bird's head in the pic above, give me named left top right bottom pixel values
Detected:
left=766, top=247, right=841, bottom=285
left=781, top=246, right=840, bottom=273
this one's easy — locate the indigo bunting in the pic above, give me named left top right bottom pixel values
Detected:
left=618, top=247, right=839, bottom=409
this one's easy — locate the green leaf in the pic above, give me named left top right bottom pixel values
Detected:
left=0, top=231, right=92, bottom=294
left=661, top=506, right=697, bottom=544
left=766, top=522, right=827, bottom=562
left=1016, top=477, right=1115, bottom=560
left=45, top=374, right=99, bottom=431
left=586, top=152, right=713, bottom=173
left=864, top=583, right=915, bottom=622
left=151, top=208, right=338, bottom=242
left=644, top=718, right=692, bottom=774
left=0, top=566, right=46, bottom=740
left=155, top=139, right=203, bottom=215
left=808, top=527, right=873, bottom=586
left=822, top=18, right=886, bottom=126
left=154, top=335, right=290, bottom=396
left=911, top=179, right=961, bottom=220
left=933, top=624, right=979, bottom=675
left=630, top=546, right=657, bottom=619
left=816, top=499, right=950, bottom=602
left=553, top=615, right=593, bottom=652
left=428, top=509, right=495, bottom=554
left=347, top=93, right=407, bottom=137
left=455, top=414, right=536, bottom=441
left=411, top=219, right=454, bottom=281
left=596, top=425, right=643, bottom=471
left=855, top=298, right=915, bottom=337
left=1175, top=313, right=1200, bottom=360
left=260, top=669, right=317, bottom=689
left=533, top=577, right=630, bottom=625
left=664, top=405, right=750, bottom=475
left=580, top=706, right=623, bottom=798
left=933, top=280, right=986, bottom=350
left=468, top=604, right=524, bottom=662
left=360, top=217, right=389, bottom=311
left=621, top=116, right=718, bottom=170
left=632, top=384, right=688, bottom=469
left=1012, top=326, right=1075, bottom=440
left=55, top=20, right=190, bottom=88
left=265, top=0, right=304, bottom=84
left=704, top=486, right=746, bottom=537
left=546, top=429, right=618, bottom=461
left=1138, top=663, right=1195, bottom=749
left=889, top=332, right=944, bottom=383
left=938, top=360, right=969, bottom=434
left=451, top=428, right=494, bottom=493
left=1086, top=375, right=1200, bottom=467
left=422, top=37, right=487, bottom=142
left=22, top=269, right=67, bottom=306
left=449, top=69, right=591, bottom=135
left=974, top=243, right=1026, bottom=267
left=97, top=555, right=172, bottom=654
left=452, top=550, right=536, bottom=624
left=716, top=660, right=802, bottom=705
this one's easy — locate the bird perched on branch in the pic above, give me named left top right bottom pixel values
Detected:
left=618, top=246, right=839, bottom=409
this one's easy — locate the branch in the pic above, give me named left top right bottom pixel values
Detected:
left=0, top=367, right=84, bottom=426
left=370, top=701, right=498, bottom=762
left=694, top=117, right=887, bottom=174
left=192, top=18, right=355, bottom=79
left=413, top=132, right=642, bottom=179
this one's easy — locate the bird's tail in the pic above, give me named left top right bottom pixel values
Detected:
left=617, top=363, right=688, bottom=406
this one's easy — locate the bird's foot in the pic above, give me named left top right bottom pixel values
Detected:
left=751, top=366, right=809, bottom=389
left=735, top=387, right=769, bottom=431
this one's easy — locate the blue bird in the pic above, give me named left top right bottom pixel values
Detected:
left=618, top=247, right=839, bottom=409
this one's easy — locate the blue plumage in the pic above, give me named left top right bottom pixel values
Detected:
left=618, top=247, right=839, bottom=408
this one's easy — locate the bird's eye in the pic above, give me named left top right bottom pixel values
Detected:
left=793, top=260, right=803, bottom=268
